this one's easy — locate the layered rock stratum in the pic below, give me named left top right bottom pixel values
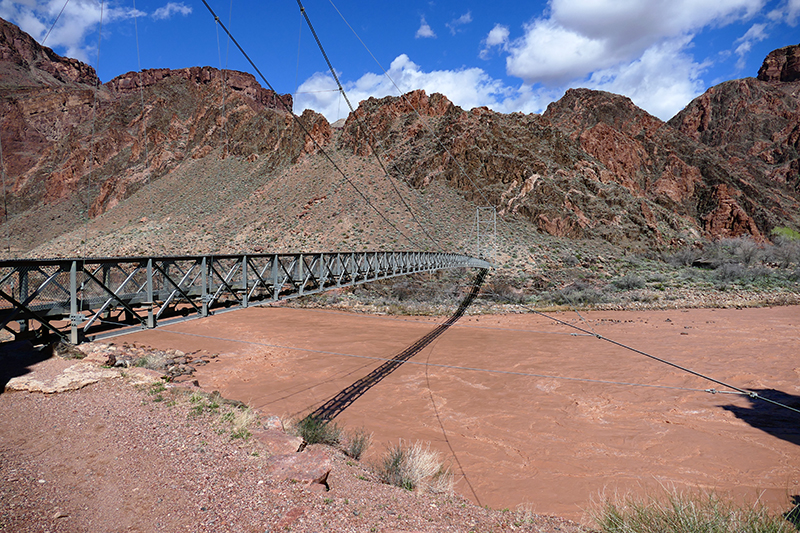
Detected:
left=0, top=17, right=798, bottom=257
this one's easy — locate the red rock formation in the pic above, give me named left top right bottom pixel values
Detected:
left=0, top=17, right=308, bottom=231
left=757, top=44, right=800, bottom=82
left=0, top=17, right=98, bottom=87
left=107, top=67, right=292, bottom=111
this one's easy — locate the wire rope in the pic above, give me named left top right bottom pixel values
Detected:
left=145, top=327, right=745, bottom=397
left=199, top=0, right=423, bottom=251
left=494, top=294, right=800, bottom=415
left=41, top=0, right=70, bottom=46
left=295, top=0, right=445, bottom=253
left=0, top=129, right=9, bottom=254
left=80, top=0, right=105, bottom=313
left=327, top=0, right=540, bottom=260
left=132, top=0, right=152, bottom=252
left=423, top=334, right=483, bottom=506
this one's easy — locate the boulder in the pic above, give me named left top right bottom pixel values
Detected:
left=265, top=448, right=332, bottom=490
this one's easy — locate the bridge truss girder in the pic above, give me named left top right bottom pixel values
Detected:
left=0, top=251, right=492, bottom=345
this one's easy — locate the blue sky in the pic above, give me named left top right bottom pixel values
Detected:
left=1, top=0, right=798, bottom=121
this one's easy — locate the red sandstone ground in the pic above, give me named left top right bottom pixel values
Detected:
left=1, top=305, right=798, bottom=531
left=116, top=305, right=800, bottom=522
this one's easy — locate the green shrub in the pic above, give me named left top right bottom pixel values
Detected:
left=295, top=416, right=342, bottom=446
left=771, top=227, right=800, bottom=241
left=377, top=440, right=452, bottom=493
left=548, top=281, right=608, bottom=305
left=344, top=427, right=373, bottom=460
left=593, top=490, right=794, bottom=533
left=612, top=274, right=645, bottom=291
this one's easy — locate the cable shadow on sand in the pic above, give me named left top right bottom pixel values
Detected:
left=721, top=389, right=800, bottom=446
left=307, top=268, right=488, bottom=422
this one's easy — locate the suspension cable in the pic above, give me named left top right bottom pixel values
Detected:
left=0, top=128, right=9, bottom=255
left=80, top=0, right=105, bottom=311
left=146, top=328, right=746, bottom=396
left=480, top=287, right=800, bottom=415
left=199, top=0, right=423, bottom=251
left=327, top=0, right=530, bottom=257
left=41, top=0, right=70, bottom=46
left=132, top=0, right=152, bottom=252
left=296, top=0, right=444, bottom=253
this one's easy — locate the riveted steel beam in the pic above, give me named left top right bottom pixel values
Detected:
left=0, top=252, right=492, bottom=345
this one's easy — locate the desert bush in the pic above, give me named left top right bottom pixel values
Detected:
left=484, top=274, right=527, bottom=303
left=559, top=253, right=580, bottom=266
left=295, top=416, right=342, bottom=446
left=715, top=263, right=748, bottom=282
left=230, top=407, right=257, bottom=440
left=664, top=247, right=701, bottom=267
left=612, top=274, right=645, bottom=291
left=705, top=237, right=763, bottom=267
left=547, top=281, right=608, bottom=305
left=377, top=440, right=453, bottom=493
left=344, top=427, right=373, bottom=460
left=767, top=237, right=800, bottom=268
left=134, top=352, right=168, bottom=370
left=593, top=490, right=794, bottom=533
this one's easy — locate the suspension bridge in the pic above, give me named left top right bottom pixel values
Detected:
left=0, top=251, right=491, bottom=345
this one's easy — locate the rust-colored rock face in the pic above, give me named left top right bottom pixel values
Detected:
left=670, top=50, right=800, bottom=240
left=757, top=44, right=800, bottom=82
left=0, top=17, right=98, bottom=87
left=1, top=13, right=798, bottom=254
left=0, top=16, right=306, bottom=243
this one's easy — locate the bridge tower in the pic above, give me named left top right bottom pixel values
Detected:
left=476, top=206, right=496, bottom=260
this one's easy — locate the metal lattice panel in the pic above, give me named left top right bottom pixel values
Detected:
left=0, top=252, right=492, bottom=345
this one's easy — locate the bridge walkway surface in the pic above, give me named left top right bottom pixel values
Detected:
left=0, top=251, right=492, bottom=345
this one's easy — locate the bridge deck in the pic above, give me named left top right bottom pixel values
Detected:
left=0, top=251, right=492, bottom=345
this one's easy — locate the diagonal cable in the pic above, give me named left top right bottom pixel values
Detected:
left=296, top=0, right=444, bottom=252
left=200, top=0, right=422, bottom=250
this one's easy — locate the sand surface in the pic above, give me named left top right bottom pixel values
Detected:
left=123, top=305, right=800, bottom=521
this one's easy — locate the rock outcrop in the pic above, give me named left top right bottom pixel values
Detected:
left=0, top=17, right=98, bottom=87
left=0, top=17, right=309, bottom=251
left=757, top=44, right=800, bottom=82
left=1, top=14, right=798, bottom=254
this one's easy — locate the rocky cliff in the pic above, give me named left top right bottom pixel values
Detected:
left=1, top=16, right=798, bottom=256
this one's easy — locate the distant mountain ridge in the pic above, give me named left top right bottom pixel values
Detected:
left=0, top=16, right=798, bottom=257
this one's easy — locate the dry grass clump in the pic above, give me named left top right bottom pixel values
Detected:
left=344, top=427, right=373, bottom=460
left=377, top=440, right=453, bottom=493
left=593, top=490, right=795, bottom=533
left=294, top=416, right=342, bottom=446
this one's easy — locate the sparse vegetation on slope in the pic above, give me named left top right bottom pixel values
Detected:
left=593, top=490, right=796, bottom=533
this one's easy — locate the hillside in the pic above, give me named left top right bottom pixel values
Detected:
left=0, top=17, right=798, bottom=261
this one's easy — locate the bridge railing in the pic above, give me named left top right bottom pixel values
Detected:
left=0, top=252, right=492, bottom=345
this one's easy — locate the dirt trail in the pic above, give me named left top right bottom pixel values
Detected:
left=124, top=305, right=800, bottom=521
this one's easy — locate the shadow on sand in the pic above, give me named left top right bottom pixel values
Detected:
left=721, top=389, right=800, bottom=447
left=307, top=268, right=488, bottom=422
left=0, top=340, right=54, bottom=394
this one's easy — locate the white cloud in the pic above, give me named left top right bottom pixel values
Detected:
left=771, top=0, right=800, bottom=24
left=790, top=0, right=800, bottom=24
left=0, top=0, right=187, bottom=64
left=446, top=11, right=472, bottom=35
left=585, top=37, right=708, bottom=120
left=152, top=2, right=192, bottom=21
left=506, top=19, right=611, bottom=85
left=550, top=0, right=764, bottom=47
left=415, top=16, right=435, bottom=38
left=0, top=0, right=144, bottom=62
left=505, top=0, right=766, bottom=87
left=480, top=24, right=510, bottom=59
left=734, top=23, right=768, bottom=69
left=295, top=54, right=517, bottom=122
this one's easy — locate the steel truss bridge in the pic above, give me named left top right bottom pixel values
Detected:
left=0, top=251, right=492, bottom=345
